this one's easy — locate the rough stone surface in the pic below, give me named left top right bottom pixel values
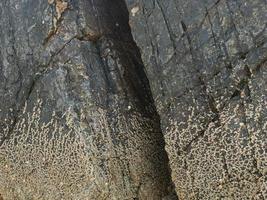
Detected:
left=0, top=0, right=175, bottom=199
left=1, top=0, right=266, bottom=199
left=126, top=0, right=267, bottom=199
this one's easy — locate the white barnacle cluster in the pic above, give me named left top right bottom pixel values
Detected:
left=0, top=99, right=96, bottom=199
left=131, top=6, right=140, bottom=17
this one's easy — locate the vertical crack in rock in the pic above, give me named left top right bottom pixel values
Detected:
left=123, top=2, right=179, bottom=198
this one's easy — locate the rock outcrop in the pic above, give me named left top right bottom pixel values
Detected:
left=126, top=0, right=267, bottom=199
left=0, top=0, right=174, bottom=199
left=0, top=0, right=266, bottom=199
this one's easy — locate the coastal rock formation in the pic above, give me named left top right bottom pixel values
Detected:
left=0, top=0, right=266, bottom=199
left=0, top=0, right=174, bottom=199
left=126, top=0, right=267, bottom=199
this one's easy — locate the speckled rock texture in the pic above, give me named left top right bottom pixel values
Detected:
left=0, top=0, right=266, bottom=200
left=126, top=0, right=267, bottom=199
left=0, top=0, right=175, bottom=199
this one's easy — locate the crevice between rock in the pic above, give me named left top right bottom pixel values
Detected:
left=123, top=1, right=179, bottom=199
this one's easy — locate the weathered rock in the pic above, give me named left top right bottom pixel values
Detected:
left=126, top=0, right=267, bottom=199
left=1, top=0, right=266, bottom=199
left=0, top=0, right=174, bottom=199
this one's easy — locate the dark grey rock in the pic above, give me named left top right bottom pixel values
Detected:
left=126, top=0, right=267, bottom=199
left=1, top=0, right=266, bottom=199
left=0, top=0, right=174, bottom=199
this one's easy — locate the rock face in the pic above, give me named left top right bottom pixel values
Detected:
left=0, top=0, right=174, bottom=199
left=125, top=0, right=267, bottom=199
left=0, top=0, right=266, bottom=200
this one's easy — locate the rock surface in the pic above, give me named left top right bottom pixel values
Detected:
left=0, top=0, right=266, bottom=199
left=0, top=0, right=174, bottom=199
left=126, top=0, right=267, bottom=199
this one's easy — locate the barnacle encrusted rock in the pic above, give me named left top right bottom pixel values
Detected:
left=125, top=0, right=267, bottom=199
left=0, top=0, right=266, bottom=199
left=0, top=0, right=174, bottom=199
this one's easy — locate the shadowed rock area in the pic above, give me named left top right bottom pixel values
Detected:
left=126, top=0, right=267, bottom=199
left=0, top=0, right=175, bottom=199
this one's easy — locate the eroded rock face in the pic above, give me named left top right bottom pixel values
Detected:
left=125, top=0, right=267, bottom=199
left=1, top=0, right=266, bottom=199
left=0, top=0, right=174, bottom=199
